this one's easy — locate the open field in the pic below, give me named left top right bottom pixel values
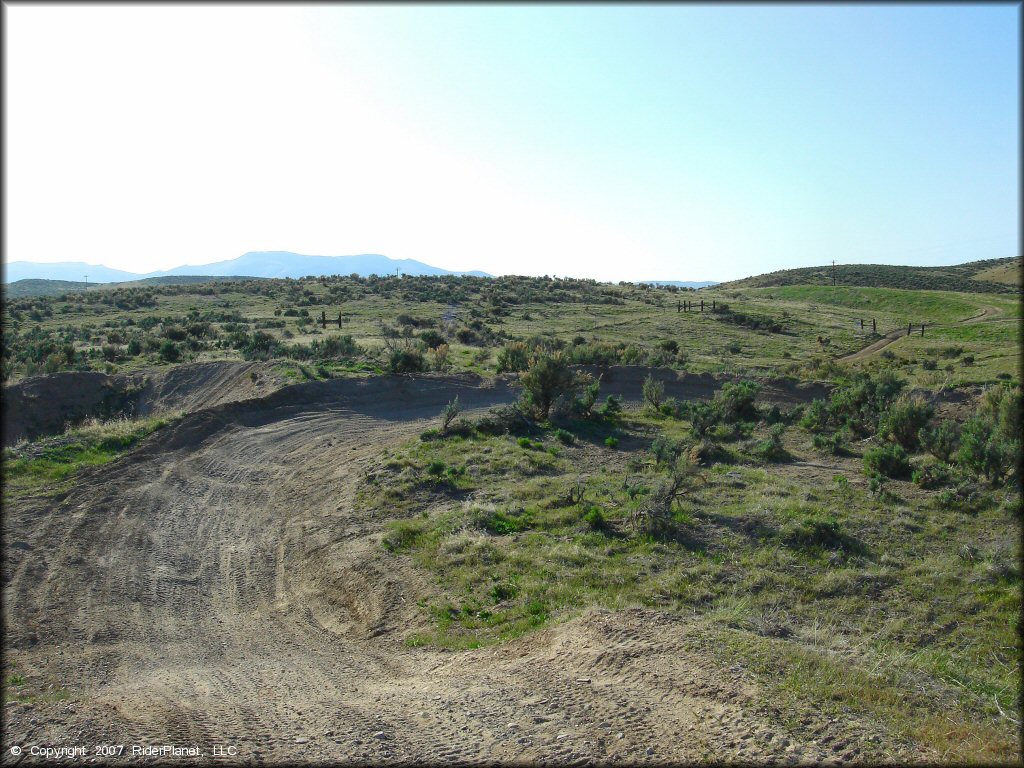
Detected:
left=2, top=261, right=1020, bottom=764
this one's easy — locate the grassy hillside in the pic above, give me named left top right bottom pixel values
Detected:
left=5, top=279, right=92, bottom=298
left=973, top=258, right=1021, bottom=286
left=720, top=257, right=1020, bottom=295
left=5, top=274, right=262, bottom=299
left=2, top=273, right=1019, bottom=386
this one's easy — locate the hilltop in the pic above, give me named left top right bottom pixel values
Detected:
left=718, top=256, right=1020, bottom=294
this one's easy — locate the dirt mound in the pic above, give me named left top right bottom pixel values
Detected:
left=135, top=360, right=286, bottom=415
left=1, top=371, right=146, bottom=446
left=2, top=361, right=289, bottom=447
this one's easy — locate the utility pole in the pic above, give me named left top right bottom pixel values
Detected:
left=84, top=274, right=88, bottom=289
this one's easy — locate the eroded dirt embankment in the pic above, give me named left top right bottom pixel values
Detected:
left=0, top=371, right=930, bottom=764
left=2, top=361, right=287, bottom=446
left=3, top=361, right=829, bottom=447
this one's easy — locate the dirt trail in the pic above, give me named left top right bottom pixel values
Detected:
left=837, top=302, right=1007, bottom=363
left=837, top=329, right=906, bottom=362
left=3, top=373, right=922, bottom=764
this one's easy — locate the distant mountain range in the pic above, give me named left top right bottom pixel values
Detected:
left=3, top=251, right=492, bottom=284
left=640, top=280, right=719, bottom=289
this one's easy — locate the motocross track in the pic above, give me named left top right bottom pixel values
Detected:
left=3, top=371, right=926, bottom=764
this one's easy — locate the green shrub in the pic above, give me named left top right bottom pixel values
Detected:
left=471, top=507, right=532, bottom=535
left=878, top=395, right=934, bottom=450
left=573, top=374, right=602, bottom=419
left=919, top=420, right=961, bottom=463
left=829, top=370, right=905, bottom=437
left=474, top=404, right=529, bottom=436
left=598, top=394, right=622, bottom=420
left=863, top=442, right=910, bottom=479
left=426, top=460, right=447, bottom=477
left=912, top=461, right=955, bottom=490
left=658, top=397, right=683, bottom=419
left=642, top=375, right=665, bottom=410
left=783, top=516, right=844, bottom=551
left=389, top=348, right=426, bottom=373
left=751, top=424, right=786, bottom=461
left=440, top=396, right=462, bottom=435
left=583, top=506, right=606, bottom=530
left=158, top=340, right=180, bottom=362
left=496, top=342, right=531, bottom=373
left=812, top=428, right=849, bottom=455
left=554, top=428, right=575, bottom=445
left=418, top=329, right=445, bottom=349
left=650, top=434, right=684, bottom=465
left=604, top=436, right=619, bottom=449
left=685, top=401, right=719, bottom=438
left=163, top=325, right=188, bottom=342
left=712, top=380, right=761, bottom=422
left=958, top=418, right=1016, bottom=485
left=520, top=353, right=577, bottom=420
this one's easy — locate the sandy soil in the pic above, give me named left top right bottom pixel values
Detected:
left=3, top=371, right=930, bottom=765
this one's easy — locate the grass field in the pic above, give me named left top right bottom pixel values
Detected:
left=359, top=394, right=1020, bottom=761
left=3, top=268, right=1019, bottom=386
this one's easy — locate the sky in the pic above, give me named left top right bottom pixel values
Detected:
left=4, top=3, right=1019, bottom=282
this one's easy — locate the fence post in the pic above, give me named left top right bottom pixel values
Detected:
left=677, top=301, right=681, bottom=313
left=712, top=300, right=716, bottom=310
left=338, top=312, right=343, bottom=329
left=872, top=319, right=876, bottom=334
left=921, top=324, right=924, bottom=337
left=321, top=311, right=326, bottom=329
left=700, top=299, right=704, bottom=312
left=907, top=322, right=912, bottom=337
left=859, top=318, right=863, bottom=329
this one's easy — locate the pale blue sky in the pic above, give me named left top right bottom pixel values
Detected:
left=5, top=4, right=1019, bottom=281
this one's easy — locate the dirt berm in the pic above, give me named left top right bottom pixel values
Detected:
left=2, top=361, right=287, bottom=446
left=3, top=361, right=828, bottom=447
left=0, top=369, right=931, bottom=764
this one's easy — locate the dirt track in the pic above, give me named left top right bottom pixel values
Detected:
left=3, top=371, right=924, bottom=764
left=837, top=302, right=1008, bottom=363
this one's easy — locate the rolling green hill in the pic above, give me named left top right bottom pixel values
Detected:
left=720, top=257, right=1020, bottom=294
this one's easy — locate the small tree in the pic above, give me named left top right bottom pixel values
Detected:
left=520, top=353, right=576, bottom=420
left=631, top=460, right=702, bottom=535
left=574, top=373, right=601, bottom=418
left=441, top=396, right=461, bottom=435
left=642, top=375, right=665, bottom=411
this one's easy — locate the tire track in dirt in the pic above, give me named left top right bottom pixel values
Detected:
left=3, top=372, right=926, bottom=764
